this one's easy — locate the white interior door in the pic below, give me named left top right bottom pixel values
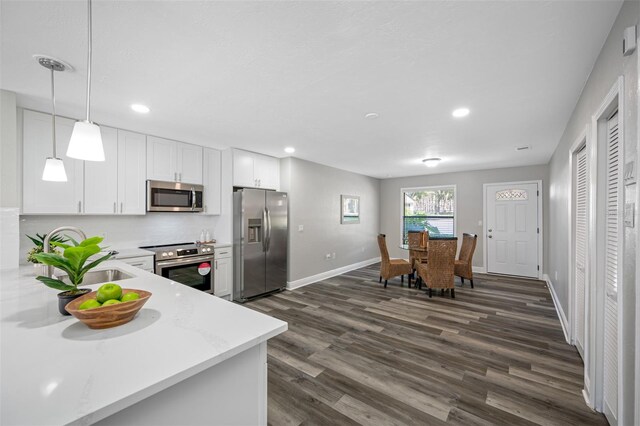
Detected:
left=486, top=182, right=539, bottom=278
left=574, top=147, right=588, bottom=357
left=602, top=112, right=620, bottom=426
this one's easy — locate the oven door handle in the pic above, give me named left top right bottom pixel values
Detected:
left=156, top=255, right=214, bottom=268
left=191, top=188, right=196, bottom=211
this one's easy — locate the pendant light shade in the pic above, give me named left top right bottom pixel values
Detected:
left=67, top=0, right=104, bottom=162
left=68, top=120, right=104, bottom=161
left=38, top=56, right=68, bottom=182
left=42, top=157, right=68, bottom=181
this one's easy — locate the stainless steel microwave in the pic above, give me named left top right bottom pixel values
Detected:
left=146, top=180, right=204, bottom=212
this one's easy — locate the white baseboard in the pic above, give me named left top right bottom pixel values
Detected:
left=287, top=257, right=381, bottom=291
left=472, top=266, right=486, bottom=274
left=543, top=273, right=570, bottom=344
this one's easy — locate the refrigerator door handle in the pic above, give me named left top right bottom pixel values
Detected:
left=262, top=208, right=268, bottom=252
left=266, top=208, right=272, bottom=251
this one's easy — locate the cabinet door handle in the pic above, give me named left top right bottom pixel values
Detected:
left=204, top=205, right=207, bottom=213
left=179, top=172, right=182, bottom=182
left=78, top=201, right=82, bottom=213
left=174, top=172, right=177, bottom=181
left=120, top=202, right=123, bottom=214
left=215, top=260, right=218, bottom=270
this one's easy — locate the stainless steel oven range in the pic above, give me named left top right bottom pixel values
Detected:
left=140, top=243, right=214, bottom=293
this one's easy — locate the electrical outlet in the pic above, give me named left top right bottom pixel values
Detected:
left=298, top=225, right=304, bottom=232
left=478, top=220, right=482, bottom=226
left=331, top=252, right=336, bottom=259
left=325, top=253, right=331, bottom=260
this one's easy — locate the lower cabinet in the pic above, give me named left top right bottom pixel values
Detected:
left=214, top=247, right=232, bottom=299
left=117, top=255, right=154, bottom=273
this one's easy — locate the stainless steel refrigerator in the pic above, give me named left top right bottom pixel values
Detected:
left=233, top=188, right=288, bottom=302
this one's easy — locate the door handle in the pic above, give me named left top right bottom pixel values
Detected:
left=120, top=202, right=123, bottom=214
left=266, top=208, right=272, bottom=251
left=262, top=208, right=267, bottom=252
left=191, top=188, right=196, bottom=211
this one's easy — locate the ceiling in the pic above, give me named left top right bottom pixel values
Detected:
left=1, top=0, right=622, bottom=179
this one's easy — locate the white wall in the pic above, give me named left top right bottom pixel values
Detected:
left=547, top=1, right=638, bottom=422
left=280, top=157, right=380, bottom=285
left=380, top=165, right=549, bottom=270
left=0, top=90, right=20, bottom=269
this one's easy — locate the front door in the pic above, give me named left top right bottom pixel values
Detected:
left=486, top=182, right=540, bottom=278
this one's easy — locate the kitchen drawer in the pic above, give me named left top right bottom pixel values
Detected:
left=214, top=247, right=232, bottom=259
left=119, top=255, right=154, bottom=272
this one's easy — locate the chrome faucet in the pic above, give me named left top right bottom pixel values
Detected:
left=43, top=226, right=87, bottom=278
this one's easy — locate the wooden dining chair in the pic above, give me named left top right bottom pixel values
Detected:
left=455, top=233, right=478, bottom=288
left=377, top=234, right=412, bottom=288
left=416, top=239, right=457, bottom=298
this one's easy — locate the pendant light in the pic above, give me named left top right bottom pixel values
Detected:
left=39, top=57, right=68, bottom=182
left=67, top=0, right=104, bottom=161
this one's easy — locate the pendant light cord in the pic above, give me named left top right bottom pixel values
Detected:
left=85, top=0, right=93, bottom=123
left=50, top=67, right=57, bottom=158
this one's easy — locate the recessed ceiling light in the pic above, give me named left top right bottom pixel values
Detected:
left=452, top=108, right=470, bottom=118
left=284, top=147, right=295, bottom=154
left=422, top=157, right=441, bottom=167
left=365, top=112, right=379, bottom=119
left=131, top=104, right=150, bottom=113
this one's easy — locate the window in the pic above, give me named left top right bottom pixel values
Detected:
left=402, top=186, right=455, bottom=243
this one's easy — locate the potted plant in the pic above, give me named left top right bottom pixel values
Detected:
left=33, top=236, right=113, bottom=315
left=26, top=233, right=69, bottom=275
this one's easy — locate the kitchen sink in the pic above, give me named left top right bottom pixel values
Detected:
left=56, top=268, right=135, bottom=286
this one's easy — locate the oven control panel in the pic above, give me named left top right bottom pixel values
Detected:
left=158, top=245, right=213, bottom=259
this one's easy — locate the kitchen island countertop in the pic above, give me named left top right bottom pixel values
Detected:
left=0, top=260, right=286, bottom=425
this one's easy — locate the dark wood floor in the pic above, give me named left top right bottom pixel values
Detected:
left=245, top=264, right=607, bottom=426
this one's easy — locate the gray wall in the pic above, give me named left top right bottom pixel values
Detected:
left=380, top=165, right=549, bottom=269
left=547, top=1, right=638, bottom=422
left=280, top=157, right=381, bottom=283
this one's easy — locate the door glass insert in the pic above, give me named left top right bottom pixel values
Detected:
left=495, top=189, right=528, bottom=201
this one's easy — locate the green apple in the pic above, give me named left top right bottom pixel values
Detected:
left=78, top=299, right=101, bottom=310
left=96, top=283, right=122, bottom=303
left=101, top=299, right=122, bottom=306
left=120, top=292, right=140, bottom=302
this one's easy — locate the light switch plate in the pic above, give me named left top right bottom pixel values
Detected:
left=624, top=203, right=635, bottom=228
left=298, top=225, right=304, bottom=232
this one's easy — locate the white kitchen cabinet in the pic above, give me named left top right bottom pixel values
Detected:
left=22, top=110, right=84, bottom=214
left=117, top=255, right=154, bottom=273
left=147, top=136, right=202, bottom=184
left=254, top=154, right=280, bottom=190
left=117, top=130, right=147, bottom=215
left=82, top=128, right=146, bottom=215
left=84, top=126, right=118, bottom=214
left=232, top=149, right=279, bottom=190
left=202, top=148, right=221, bottom=215
left=214, top=246, right=232, bottom=299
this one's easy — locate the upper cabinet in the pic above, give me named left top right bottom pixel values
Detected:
left=22, top=110, right=84, bottom=214
left=202, top=148, right=221, bottom=215
left=84, top=128, right=146, bottom=215
left=232, top=149, right=280, bottom=190
left=147, top=136, right=202, bottom=184
left=23, top=110, right=146, bottom=215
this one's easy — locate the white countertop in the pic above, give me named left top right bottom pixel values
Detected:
left=110, top=248, right=155, bottom=259
left=0, top=261, right=286, bottom=426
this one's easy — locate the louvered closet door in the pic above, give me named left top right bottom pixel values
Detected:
left=574, top=147, right=587, bottom=358
left=603, top=111, right=620, bottom=425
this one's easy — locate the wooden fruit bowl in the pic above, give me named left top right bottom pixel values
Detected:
left=65, top=289, right=152, bottom=329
